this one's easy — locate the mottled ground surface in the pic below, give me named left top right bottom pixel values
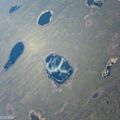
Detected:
left=0, top=0, right=120, bottom=120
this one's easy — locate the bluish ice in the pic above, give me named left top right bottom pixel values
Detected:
left=45, top=53, right=73, bottom=84
left=9, top=5, right=21, bottom=14
left=3, top=42, right=24, bottom=71
left=86, top=0, right=104, bottom=8
left=37, top=10, right=53, bottom=26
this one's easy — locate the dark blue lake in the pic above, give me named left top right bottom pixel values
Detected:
left=9, top=5, right=21, bottom=14
left=86, top=0, right=104, bottom=8
left=45, top=53, right=73, bottom=84
left=37, top=10, right=53, bottom=26
left=86, top=0, right=94, bottom=6
left=4, top=42, right=24, bottom=71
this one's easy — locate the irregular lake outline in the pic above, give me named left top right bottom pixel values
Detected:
left=44, top=52, right=74, bottom=84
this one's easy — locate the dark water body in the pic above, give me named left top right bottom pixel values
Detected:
left=45, top=53, right=73, bottom=84
left=102, top=66, right=111, bottom=78
left=37, top=10, right=53, bottom=26
left=3, top=42, right=24, bottom=71
left=30, top=113, right=39, bottom=120
left=86, top=0, right=94, bottom=6
left=105, top=66, right=111, bottom=77
left=9, top=5, right=21, bottom=14
left=94, top=0, right=104, bottom=8
left=86, top=0, right=104, bottom=8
